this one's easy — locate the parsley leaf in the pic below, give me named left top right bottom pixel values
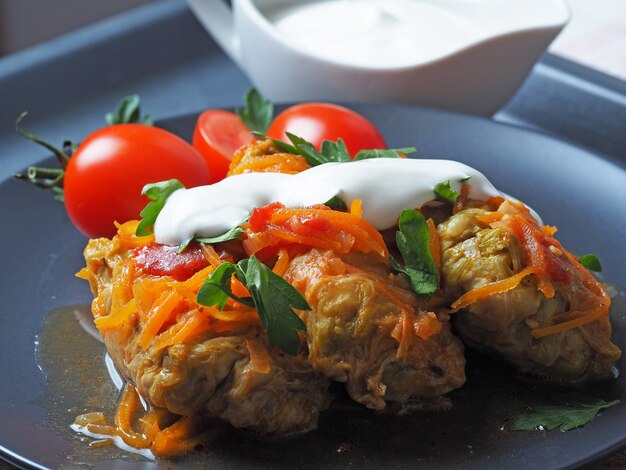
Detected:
left=196, top=226, right=245, bottom=245
left=354, top=147, right=417, bottom=160
left=196, top=255, right=309, bottom=355
left=320, top=139, right=352, bottom=163
left=178, top=226, right=244, bottom=254
left=197, top=262, right=254, bottom=309
left=105, top=95, right=153, bottom=126
left=505, top=393, right=619, bottom=432
left=243, top=257, right=309, bottom=354
left=325, top=195, right=348, bottom=211
left=459, top=176, right=472, bottom=183
left=253, top=132, right=415, bottom=167
left=434, top=180, right=459, bottom=204
left=286, top=132, right=331, bottom=166
left=136, top=179, right=185, bottom=236
left=390, top=209, right=438, bottom=296
left=578, top=254, right=602, bottom=272
left=253, top=132, right=300, bottom=154
left=236, top=88, right=274, bottom=134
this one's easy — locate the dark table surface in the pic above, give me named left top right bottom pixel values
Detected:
left=1, top=1, right=625, bottom=468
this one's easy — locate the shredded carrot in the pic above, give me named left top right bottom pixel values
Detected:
left=152, top=309, right=212, bottom=351
left=350, top=198, right=363, bottom=218
left=75, top=267, right=91, bottom=281
left=101, top=259, right=136, bottom=330
left=244, top=204, right=387, bottom=259
left=272, top=248, right=290, bottom=276
left=139, top=408, right=168, bottom=443
left=451, top=266, right=535, bottom=310
left=210, top=308, right=258, bottom=324
left=487, top=196, right=505, bottom=210
left=541, top=225, right=558, bottom=237
left=530, top=240, right=611, bottom=337
left=114, top=220, right=154, bottom=248
left=413, top=311, right=443, bottom=340
left=88, top=439, right=114, bottom=449
left=168, top=265, right=214, bottom=304
left=475, top=212, right=504, bottom=226
left=230, top=276, right=250, bottom=299
left=391, top=310, right=413, bottom=358
left=114, top=385, right=150, bottom=449
left=84, top=424, right=118, bottom=436
left=200, top=244, right=223, bottom=269
left=531, top=302, right=609, bottom=338
left=94, top=298, right=138, bottom=330
left=151, top=416, right=215, bottom=458
left=139, top=290, right=182, bottom=350
left=495, top=213, right=555, bottom=298
left=245, top=339, right=271, bottom=374
left=232, top=153, right=311, bottom=175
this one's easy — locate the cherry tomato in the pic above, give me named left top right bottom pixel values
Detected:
left=192, top=110, right=255, bottom=182
left=267, top=103, right=386, bottom=156
left=64, top=124, right=211, bottom=238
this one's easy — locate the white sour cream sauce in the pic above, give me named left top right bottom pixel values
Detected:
left=154, top=159, right=501, bottom=246
left=265, top=0, right=483, bottom=68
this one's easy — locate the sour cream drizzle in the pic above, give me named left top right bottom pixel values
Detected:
left=154, top=159, right=501, bottom=246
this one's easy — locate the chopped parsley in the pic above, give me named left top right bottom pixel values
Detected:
left=433, top=180, right=459, bottom=204
left=197, top=256, right=309, bottom=355
left=390, top=209, right=438, bottom=296
left=505, top=392, right=619, bottom=432
left=578, top=254, right=602, bottom=272
left=236, top=88, right=274, bottom=134
left=136, top=179, right=185, bottom=236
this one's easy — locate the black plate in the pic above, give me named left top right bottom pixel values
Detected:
left=1, top=104, right=625, bottom=470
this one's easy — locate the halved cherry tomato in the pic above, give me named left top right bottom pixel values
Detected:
left=192, top=110, right=255, bottom=182
left=267, top=103, right=386, bottom=157
left=64, top=124, right=211, bottom=239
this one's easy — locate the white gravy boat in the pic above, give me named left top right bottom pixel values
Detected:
left=188, top=0, right=569, bottom=115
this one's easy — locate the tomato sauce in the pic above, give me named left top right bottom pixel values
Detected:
left=132, top=242, right=209, bottom=281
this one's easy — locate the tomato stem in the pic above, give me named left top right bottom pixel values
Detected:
left=16, top=112, right=71, bottom=169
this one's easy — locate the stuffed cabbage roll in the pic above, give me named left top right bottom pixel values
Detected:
left=285, top=248, right=466, bottom=410
left=438, top=202, right=620, bottom=379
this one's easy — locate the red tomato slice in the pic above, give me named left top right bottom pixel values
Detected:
left=267, top=103, right=386, bottom=157
left=192, top=110, right=255, bottom=182
left=64, top=124, right=211, bottom=239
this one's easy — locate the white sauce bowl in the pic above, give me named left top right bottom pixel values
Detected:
left=188, top=0, right=569, bottom=116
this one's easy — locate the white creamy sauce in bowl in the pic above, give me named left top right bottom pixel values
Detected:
left=264, top=0, right=483, bottom=68
left=154, top=159, right=501, bottom=246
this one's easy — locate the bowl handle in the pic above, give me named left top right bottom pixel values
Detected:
left=187, top=0, right=242, bottom=66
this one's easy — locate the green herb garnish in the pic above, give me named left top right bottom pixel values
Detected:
left=136, top=179, right=185, bottom=236
left=319, top=139, right=352, bottom=163
left=434, top=180, right=459, bottom=204
left=255, top=132, right=414, bottom=167
left=105, top=95, right=153, bottom=126
left=324, top=195, right=348, bottom=211
left=197, top=256, right=309, bottom=355
left=390, top=209, right=438, bottom=296
left=196, top=226, right=245, bottom=245
left=505, top=393, right=619, bottom=432
left=286, top=133, right=335, bottom=166
left=236, top=88, right=274, bottom=134
left=459, top=176, right=472, bottom=183
left=578, top=254, right=602, bottom=272
left=177, top=216, right=249, bottom=254
left=353, top=147, right=416, bottom=160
